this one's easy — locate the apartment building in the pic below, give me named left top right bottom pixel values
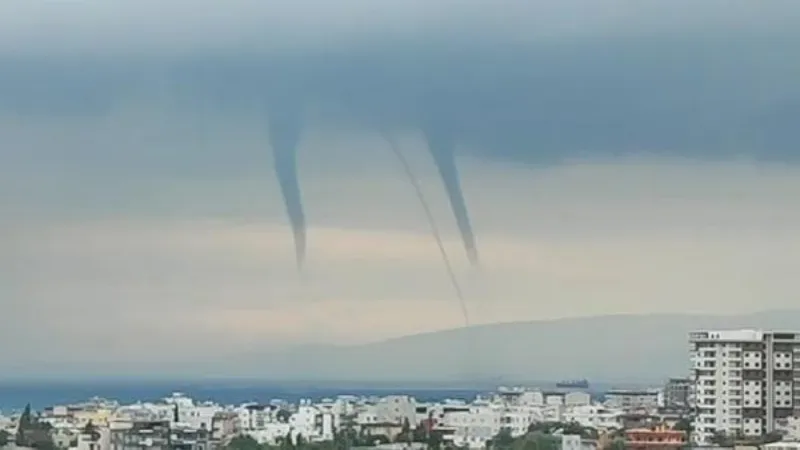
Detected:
left=604, top=389, right=661, bottom=411
left=109, top=420, right=171, bottom=450
left=664, top=377, right=691, bottom=409
left=689, top=329, right=800, bottom=445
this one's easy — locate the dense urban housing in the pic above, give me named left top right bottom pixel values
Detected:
left=4, top=329, right=800, bottom=449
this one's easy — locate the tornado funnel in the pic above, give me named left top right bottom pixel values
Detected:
left=422, top=126, right=479, bottom=265
left=268, top=111, right=306, bottom=269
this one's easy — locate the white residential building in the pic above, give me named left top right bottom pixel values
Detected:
left=446, top=405, right=501, bottom=448
left=765, top=443, right=800, bottom=450
left=604, top=389, right=660, bottom=411
left=163, top=392, right=222, bottom=431
left=563, top=405, right=622, bottom=430
left=775, top=416, right=800, bottom=441
left=3, top=386, right=632, bottom=450
left=375, top=396, right=416, bottom=425
left=689, top=329, right=800, bottom=445
left=564, top=392, right=592, bottom=407
left=236, top=404, right=273, bottom=431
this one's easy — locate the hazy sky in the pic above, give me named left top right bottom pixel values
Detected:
left=3, top=0, right=800, bottom=378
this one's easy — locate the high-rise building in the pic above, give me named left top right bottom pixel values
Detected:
left=664, top=377, right=691, bottom=409
left=688, top=329, right=800, bottom=445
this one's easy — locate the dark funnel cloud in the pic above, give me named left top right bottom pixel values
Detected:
left=268, top=107, right=306, bottom=269
left=422, top=122, right=479, bottom=266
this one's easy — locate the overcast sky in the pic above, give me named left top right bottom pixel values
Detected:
left=2, top=0, right=800, bottom=378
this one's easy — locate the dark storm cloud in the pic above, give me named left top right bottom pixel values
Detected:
left=3, top=6, right=799, bottom=266
left=2, top=34, right=800, bottom=169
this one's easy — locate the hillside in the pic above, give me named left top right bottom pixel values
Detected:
left=247, top=309, right=800, bottom=384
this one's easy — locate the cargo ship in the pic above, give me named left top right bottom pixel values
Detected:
left=555, top=379, right=589, bottom=389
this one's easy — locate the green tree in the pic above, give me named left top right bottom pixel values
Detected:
left=412, top=424, right=428, bottom=443
left=14, top=403, right=56, bottom=450
left=526, top=423, right=548, bottom=434
left=528, top=432, right=560, bottom=450
left=333, top=426, right=357, bottom=450
left=82, top=420, right=101, bottom=442
left=710, top=431, right=733, bottom=447
left=0, top=430, right=9, bottom=447
left=227, top=435, right=263, bottom=450
left=490, top=428, right=515, bottom=450
left=673, top=418, right=691, bottom=432
left=605, top=438, right=626, bottom=450
left=296, top=434, right=307, bottom=448
left=31, top=438, right=58, bottom=450
left=560, top=422, right=586, bottom=437
left=499, top=432, right=560, bottom=450
left=427, top=430, right=444, bottom=450
left=395, top=418, right=412, bottom=444
left=276, top=410, right=292, bottom=424
left=283, top=431, right=294, bottom=450
left=402, top=418, right=411, bottom=434
left=16, top=403, right=33, bottom=445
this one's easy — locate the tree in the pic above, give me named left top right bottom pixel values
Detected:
left=283, top=431, right=294, bottom=450
left=394, top=418, right=424, bottom=444
left=527, top=423, right=548, bottom=434
left=490, top=428, right=514, bottom=450
left=412, top=424, right=428, bottom=443
left=14, top=403, right=56, bottom=450
left=16, top=403, right=32, bottom=445
left=710, top=431, right=733, bottom=447
left=427, top=430, right=444, bottom=450
left=276, top=410, right=292, bottom=424
left=560, top=422, right=586, bottom=437
left=0, top=430, right=9, bottom=447
left=226, top=435, right=263, bottom=450
left=334, top=425, right=358, bottom=450
left=673, top=418, right=691, bottom=432
left=606, top=438, right=626, bottom=450
left=520, top=432, right=560, bottom=450
left=82, top=420, right=101, bottom=442
left=395, top=418, right=412, bottom=444
left=332, top=429, right=348, bottom=450
left=31, top=438, right=58, bottom=450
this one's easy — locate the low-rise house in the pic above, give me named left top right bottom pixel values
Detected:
left=625, top=425, right=686, bottom=450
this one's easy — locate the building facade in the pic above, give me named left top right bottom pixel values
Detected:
left=625, top=425, right=687, bottom=450
left=604, top=390, right=660, bottom=411
left=689, top=329, right=800, bottom=445
left=109, top=420, right=171, bottom=450
left=664, top=378, right=691, bottom=409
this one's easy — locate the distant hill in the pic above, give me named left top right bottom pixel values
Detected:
left=243, top=309, right=800, bottom=384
